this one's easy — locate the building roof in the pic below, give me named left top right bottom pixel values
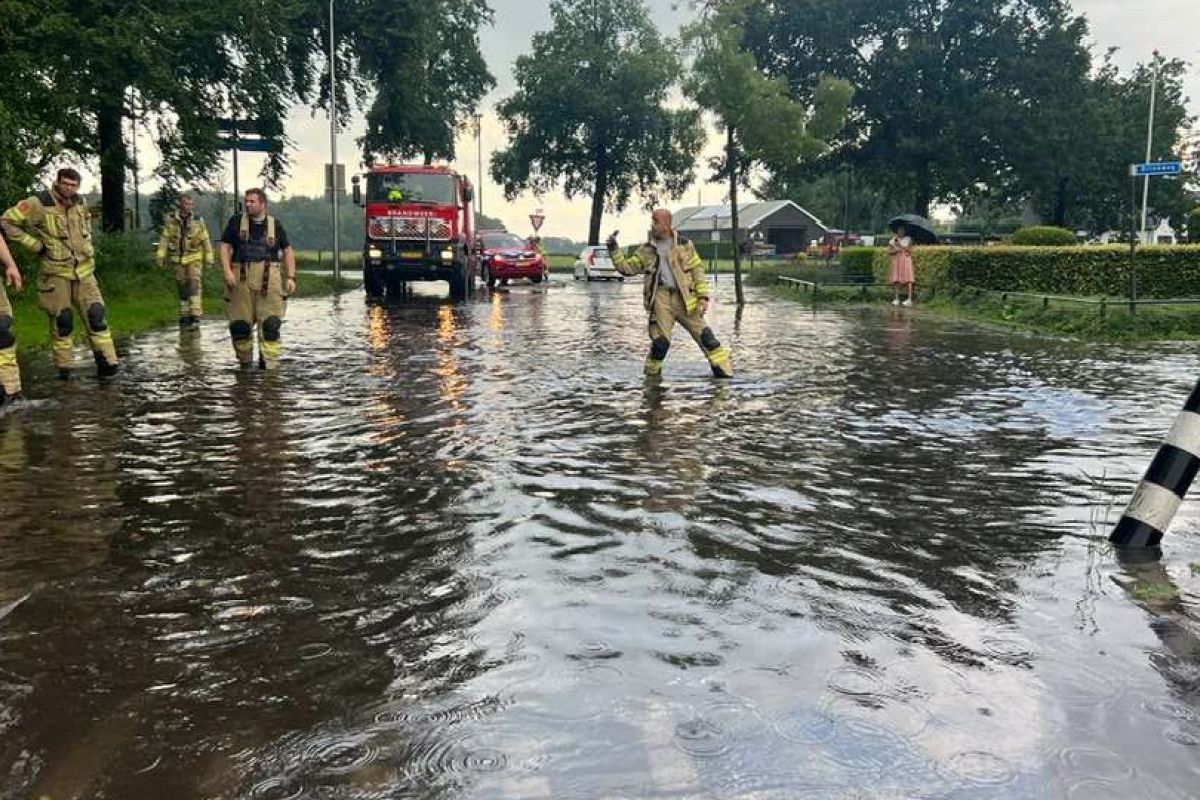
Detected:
left=673, top=200, right=831, bottom=233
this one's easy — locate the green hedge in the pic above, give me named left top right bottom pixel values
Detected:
left=1010, top=226, right=1077, bottom=246
left=839, top=247, right=880, bottom=279
left=869, top=245, right=1200, bottom=297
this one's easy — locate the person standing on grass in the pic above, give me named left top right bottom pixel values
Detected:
left=888, top=223, right=915, bottom=306
left=157, top=194, right=213, bottom=329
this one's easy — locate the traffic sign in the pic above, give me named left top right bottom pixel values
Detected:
left=529, top=211, right=544, bottom=231
left=218, top=138, right=279, bottom=153
left=1130, top=161, right=1183, bottom=177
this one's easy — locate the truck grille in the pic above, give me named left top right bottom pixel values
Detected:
left=369, top=216, right=452, bottom=241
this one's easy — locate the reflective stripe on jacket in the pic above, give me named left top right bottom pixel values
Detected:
left=1, top=189, right=95, bottom=279
left=157, top=213, right=213, bottom=268
left=611, top=232, right=711, bottom=313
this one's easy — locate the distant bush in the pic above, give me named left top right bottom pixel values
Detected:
left=1010, top=226, right=1077, bottom=246
left=839, top=247, right=881, bottom=280
left=869, top=245, right=1200, bottom=297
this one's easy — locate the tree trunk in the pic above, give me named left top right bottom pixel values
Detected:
left=1052, top=176, right=1069, bottom=228
left=588, top=159, right=609, bottom=247
left=727, top=127, right=744, bottom=306
left=914, top=162, right=932, bottom=219
left=97, top=96, right=128, bottom=233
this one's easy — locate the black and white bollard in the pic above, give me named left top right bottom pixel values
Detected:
left=1110, top=379, right=1200, bottom=548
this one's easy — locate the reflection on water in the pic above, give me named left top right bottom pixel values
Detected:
left=1, top=283, right=1199, bottom=799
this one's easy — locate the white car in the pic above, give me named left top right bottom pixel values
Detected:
left=573, top=246, right=624, bottom=282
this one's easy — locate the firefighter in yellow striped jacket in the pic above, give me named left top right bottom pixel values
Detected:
left=608, top=208, right=733, bottom=378
left=0, top=168, right=120, bottom=379
left=157, top=195, right=213, bottom=327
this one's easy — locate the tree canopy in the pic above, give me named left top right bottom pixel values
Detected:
left=490, top=0, right=704, bottom=245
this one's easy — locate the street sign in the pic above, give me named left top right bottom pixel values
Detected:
left=710, top=230, right=720, bottom=242
left=218, top=138, right=278, bottom=153
left=1130, top=161, right=1183, bottom=177
left=529, top=211, right=544, bottom=232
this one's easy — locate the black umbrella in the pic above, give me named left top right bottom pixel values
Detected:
left=888, top=214, right=938, bottom=245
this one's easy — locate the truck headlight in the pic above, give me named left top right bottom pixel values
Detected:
left=440, top=248, right=454, bottom=261
left=368, top=247, right=382, bottom=258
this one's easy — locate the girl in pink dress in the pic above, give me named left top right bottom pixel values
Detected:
left=888, top=224, right=914, bottom=306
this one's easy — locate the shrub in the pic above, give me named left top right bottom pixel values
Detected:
left=893, top=245, right=1200, bottom=297
left=871, top=246, right=953, bottom=288
left=839, top=247, right=880, bottom=279
left=1010, top=226, right=1077, bottom=246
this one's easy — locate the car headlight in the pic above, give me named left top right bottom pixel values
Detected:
left=368, top=247, right=382, bottom=258
left=440, top=248, right=454, bottom=261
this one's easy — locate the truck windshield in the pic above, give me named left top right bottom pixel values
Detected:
left=368, top=173, right=456, bottom=205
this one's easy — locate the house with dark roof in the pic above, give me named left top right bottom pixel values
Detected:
left=672, top=201, right=831, bottom=255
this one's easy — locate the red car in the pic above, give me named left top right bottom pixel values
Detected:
left=477, top=230, right=547, bottom=287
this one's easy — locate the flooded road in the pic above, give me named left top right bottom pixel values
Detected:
left=2, top=280, right=1200, bottom=799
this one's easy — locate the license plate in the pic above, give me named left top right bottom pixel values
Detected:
left=400, top=250, right=423, bottom=259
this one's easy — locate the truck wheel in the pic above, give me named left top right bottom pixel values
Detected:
left=449, top=263, right=470, bottom=299
left=384, top=273, right=405, bottom=299
left=364, top=265, right=385, bottom=299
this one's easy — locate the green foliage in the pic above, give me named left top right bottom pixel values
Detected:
left=737, top=2, right=1195, bottom=231
left=838, top=247, right=879, bottom=279
left=355, top=0, right=495, bottom=164
left=867, top=245, right=1200, bottom=298
left=1188, top=208, right=1200, bottom=244
left=490, top=0, right=704, bottom=245
left=1010, top=226, right=1078, bottom=246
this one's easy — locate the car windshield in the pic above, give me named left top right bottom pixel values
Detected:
left=368, top=172, right=456, bottom=205
left=482, top=232, right=526, bottom=249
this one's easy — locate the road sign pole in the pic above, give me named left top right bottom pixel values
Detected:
left=1140, top=51, right=1160, bottom=241
left=232, top=129, right=241, bottom=214
left=329, top=0, right=341, bottom=283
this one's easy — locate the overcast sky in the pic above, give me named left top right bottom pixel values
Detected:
left=127, top=0, right=1199, bottom=239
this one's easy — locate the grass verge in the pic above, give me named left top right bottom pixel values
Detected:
left=770, top=280, right=1200, bottom=342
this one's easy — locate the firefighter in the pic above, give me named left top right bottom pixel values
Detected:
left=1, top=167, right=120, bottom=379
left=0, top=232, right=24, bottom=409
left=608, top=208, right=733, bottom=378
left=218, top=188, right=296, bottom=370
left=157, top=194, right=213, bottom=327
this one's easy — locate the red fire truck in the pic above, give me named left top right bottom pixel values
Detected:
left=351, top=165, right=478, bottom=299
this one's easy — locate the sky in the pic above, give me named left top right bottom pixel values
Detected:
left=122, top=0, right=1200, bottom=241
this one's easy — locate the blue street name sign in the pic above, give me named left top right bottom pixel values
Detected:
left=1130, top=161, right=1183, bottom=177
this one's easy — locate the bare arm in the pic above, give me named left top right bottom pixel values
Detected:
left=0, top=235, right=22, bottom=292
left=219, top=242, right=234, bottom=288
left=283, top=246, right=297, bottom=295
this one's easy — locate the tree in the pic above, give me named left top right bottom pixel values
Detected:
left=1, top=0, right=495, bottom=232
left=490, top=0, right=704, bottom=245
left=740, top=0, right=1097, bottom=217
left=685, top=0, right=851, bottom=303
left=355, top=0, right=495, bottom=165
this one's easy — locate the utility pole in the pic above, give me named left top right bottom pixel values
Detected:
left=1140, top=50, right=1160, bottom=243
left=474, top=112, right=483, bottom=217
left=329, top=0, right=341, bottom=282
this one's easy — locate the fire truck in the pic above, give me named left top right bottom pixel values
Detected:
left=351, top=165, right=478, bottom=299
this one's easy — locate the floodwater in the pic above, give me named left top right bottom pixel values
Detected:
left=2, top=280, right=1199, bottom=799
